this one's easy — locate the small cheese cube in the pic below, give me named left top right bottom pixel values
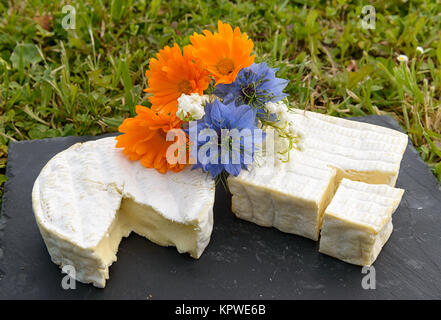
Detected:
left=227, top=152, right=337, bottom=240
left=319, top=179, right=404, bottom=266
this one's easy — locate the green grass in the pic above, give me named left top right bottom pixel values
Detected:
left=1, top=0, right=441, bottom=205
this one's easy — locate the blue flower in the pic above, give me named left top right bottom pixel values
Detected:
left=187, top=99, right=265, bottom=178
left=214, top=62, right=288, bottom=120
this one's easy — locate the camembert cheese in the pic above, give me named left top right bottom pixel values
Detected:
left=32, top=137, right=215, bottom=288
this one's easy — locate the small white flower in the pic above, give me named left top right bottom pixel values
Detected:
left=278, top=112, right=291, bottom=127
left=416, top=46, right=424, bottom=54
left=264, top=101, right=279, bottom=114
left=265, top=101, right=291, bottom=126
left=262, top=101, right=300, bottom=162
left=274, top=134, right=290, bottom=156
left=265, top=101, right=287, bottom=114
left=176, top=93, right=209, bottom=121
left=397, top=54, right=409, bottom=63
left=288, top=125, right=297, bottom=136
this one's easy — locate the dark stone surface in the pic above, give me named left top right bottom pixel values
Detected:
left=1, top=116, right=441, bottom=299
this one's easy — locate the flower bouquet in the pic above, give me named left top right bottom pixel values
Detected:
left=115, top=21, right=297, bottom=180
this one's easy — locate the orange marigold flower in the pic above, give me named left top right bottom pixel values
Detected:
left=190, top=21, right=255, bottom=86
left=144, top=43, right=211, bottom=114
left=115, top=105, right=186, bottom=173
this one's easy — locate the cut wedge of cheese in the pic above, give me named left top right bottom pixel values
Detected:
left=289, top=109, right=408, bottom=186
left=227, top=152, right=337, bottom=240
left=32, top=137, right=215, bottom=288
left=319, top=179, right=404, bottom=266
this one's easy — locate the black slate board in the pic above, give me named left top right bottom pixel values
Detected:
left=1, top=115, right=441, bottom=299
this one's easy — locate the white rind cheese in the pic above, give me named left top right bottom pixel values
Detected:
left=228, top=109, right=407, bottom=247
left=319, top=179, right=404, bottom=266
left=289, top=109, right=408, bottom=186
left=32, top=137, right=215, bottom=288
left=228, top=152, right=337, bottom=240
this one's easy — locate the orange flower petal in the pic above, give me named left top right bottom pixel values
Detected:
left=144, top=43, right=211, bottom=114
left=190, top=21, right=254, bottom=86
left=116, top=105, right=187, bottom=174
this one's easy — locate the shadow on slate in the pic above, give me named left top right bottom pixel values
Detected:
left=1, top=116, right=441, bottom=299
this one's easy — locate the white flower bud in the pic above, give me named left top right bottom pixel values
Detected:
left=397, top=55, right=409, bottom=63
left=176, top=93, right=209, bottom=121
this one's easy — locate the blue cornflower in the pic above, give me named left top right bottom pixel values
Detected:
left=214, top=62, right=288, bottom=120
left=187, top=99, right=265, bottom=178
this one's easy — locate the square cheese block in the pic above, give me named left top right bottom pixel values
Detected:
left=228, top=109, right=407, bottom=240
left=32, top=137, right=215, bottom=288
left=319, top=179, right=404, bottom=266
left=227, top=152, right=337, bottom=240
left=289, top=109, right=408, bottom=186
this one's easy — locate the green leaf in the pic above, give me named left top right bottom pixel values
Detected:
left=68, top=37, right=88, bottom=51
left=58, top=123, right=76, bottom=137
left=423, top=131, right=441, bottom=159
left=0, top=174, right=8, bottom=184
left=436, top=36, right=441, bottom=66
left=102, top=116, right=124, bottom=128
left=306, top=9, right=319, bottom=30
left=370, top=85, right=383, bottom=91
left=28, top=124, right=58, bottom=139
left=10, top=43, right=42, bottom=70
left=111, top=0, right=124, bottom=22
left=149, top=0, right=161, bottom=17
left=434, top=162, right=441, bottom=181
left=348, top=65, right=375, bottom=89
left=23, top=105, right=50, bottom=126
left=120, top=58, right=135, bottom=116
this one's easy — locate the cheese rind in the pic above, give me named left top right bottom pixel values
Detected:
left=318, top=179, right=404, bottom=266
left=228, top=152, right=337, bottom=240
left=32, top=137, right=215, bottom=287
left=289, top=109, right=408, bottom=186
